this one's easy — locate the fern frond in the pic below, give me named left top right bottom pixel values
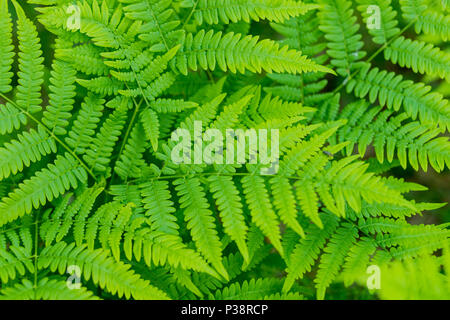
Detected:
left=13, top=0, right=45, bottom=114
left=385, top=36, right=450, bottom=82
left=151, top=99, right=198, bottom=113
left=174, top=30, right=334, bottom=75
left=278, top=126, right=338, bottom=176
left=341, top=237, right=377, bottom=287
left=76, top=77, right=123, bottom=96
left=140, top=180, right=178, bottom=235
left=347, top=200, right=441, bottom=220
left=43, top=60, right=77, bottom=135
left=0, top=246, right=34, bottom=284
left=119, top=0, right=181, bottom=51
left=355, top=0, right=400, bottom=45
left=38, top=242, right=170, bottom=300
left=318, top=0, right=366, bottom=77
left=0, top=103, right=27, bottom=135
left=208, top=175, right=249, bottom=264
left=140, top=108, right=160, bottom=152
left=40, top=186, right=102, bottom=246
left=209, top=278, right=286, bottom=300
left=0, top=154, right=88, bottom=227
left=317, top=157, right=414, bottom=215
left=42, top=195, right=218, bottom=277
left=182, top=0, right=319, bottom=25
left=211, top=95, right=252, bottom=132
left=337, top=100, right=450, bottom=171
left=258, top=94, right=316, bottom=120
left=110, top=184, right=144, bottom=214
left=370, top=220, right=450, bottom=249
left=347, top=63, right=450, bottom=131
left=0, top=126, right=57, bottom=181
left=295, top=181, right=322, bottom=227
left=283, top=213, right=339, bottom=292
left=73, top=185, right=105, bottom=246
left=314, top=223, right=358, bottom=299
left=84, top=103, right=128, bottom=173
left=114, top=122, right=147, bottom=180
left=242, top=174, right=283, bottom=255
left=178, top=93, right=225, bottom=134
left=129, top=231, right=220, bottom=278
left=270, top=176, right=305, bottom=237
left=3, top=224, right=33, bottom=254
left=56, top=41, right=109, bottom=76
left=39, top=193, right=73, bottom=246
left=400, top=0, right=450, bottom=41
left=0, top=278, right=99, bottom=300
left=66, top=94, right=106, bottom=155
left=268, top=7, right=329, bottom=105
left=78, top=0, right=140, bottom=49
left=174, top=177, right=228, bottom=280
left=0, top=0, right=14, bottom=94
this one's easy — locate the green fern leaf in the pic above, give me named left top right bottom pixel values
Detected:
left=315, top=223, right=358, bottom=299
left=208, top=175, right=249, bottom=264
left=283, top=213, right=339, bottom=292
left=38, top=242, right=170, bottom=300
left=43, top=60, right=77, bottom=135
left=182, top=0, right=319, bottom=25
left=0, top=0, right=14, bottom=94
left=140, top=108, right=160, bottom=152
left=175, top=177, right=229, bottom=280
left=0, top=126, right=57, bottom=181
left=174, top=30, right=334, bottom=75
left=13, top=0, right=45, bottom=114
left=0, top=278, right=99, bottom=300
left=242, top=174, right=283, bottom=256
left=0, top=154, right=88, bottom=227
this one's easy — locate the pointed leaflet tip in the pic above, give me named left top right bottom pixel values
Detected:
left=11, top=0, right=25, bottom=19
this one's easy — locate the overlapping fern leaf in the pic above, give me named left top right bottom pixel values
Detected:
left=0, top=0, right=448, bottom=300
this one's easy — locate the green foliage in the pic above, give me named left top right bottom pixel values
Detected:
left=376, top=242, right=450, bottom=299
left=0, top=0, right=448, bottom=300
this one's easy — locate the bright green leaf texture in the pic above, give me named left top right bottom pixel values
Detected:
left=0, top=0, right=448, bottom=301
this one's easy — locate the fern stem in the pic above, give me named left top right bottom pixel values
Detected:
left=112, top=52, right=157, bottom=160
left=182, top=0, right=200, bottom=29
left=125, top=171, right=330, bottom=182
left=107, top=95, right=143, bottom=193
left=0, top=92, right=98, bottom=182
left=146, top=0, right=170, bottom=51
